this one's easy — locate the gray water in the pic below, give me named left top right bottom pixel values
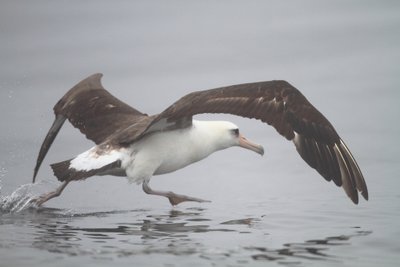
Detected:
left=0, top=1, right=399, bottom=266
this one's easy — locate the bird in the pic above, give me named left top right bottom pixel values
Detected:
left=31, top=73, right=368, bottom=206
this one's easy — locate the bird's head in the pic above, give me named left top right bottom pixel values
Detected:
left=203, top=121, right=264, bottom=156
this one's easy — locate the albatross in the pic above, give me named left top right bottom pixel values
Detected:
left=31, top=73, right=368, bottom=206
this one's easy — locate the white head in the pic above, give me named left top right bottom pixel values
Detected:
left=194, top=120, right=264, bottom=155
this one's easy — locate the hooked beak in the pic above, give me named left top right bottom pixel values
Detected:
left=238, top=134, right=264, bottom=156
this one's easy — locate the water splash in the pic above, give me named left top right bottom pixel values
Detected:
left=0, top=182, right=36, bottom=213
left=0, top=166, right=38, bottom=213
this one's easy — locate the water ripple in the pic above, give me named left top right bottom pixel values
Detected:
left=0, top=205, right=374, bottom=266
left=246, top=230, right=373, bottom=265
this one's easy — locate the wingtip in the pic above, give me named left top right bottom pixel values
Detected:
left=350, top=193, right=359, bottom=205
left=338, top=140, right=369, bottom=204
left=348, top=189, right=370, bottom=204
left=32, top=165, right=39, bottom=183
left=350, top=188, right=369, bottom=204
left=361, top=190, right=369, bottom=201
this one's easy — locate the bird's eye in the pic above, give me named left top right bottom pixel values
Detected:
left=231, top=128, right=239, bottom=136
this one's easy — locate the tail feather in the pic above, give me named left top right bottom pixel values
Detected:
left=51, top=158, right=122, bottom=182
left=51, top=159, right=73, bottom=182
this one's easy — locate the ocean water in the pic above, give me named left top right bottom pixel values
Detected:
left=0, top=1, right=399, bottom=266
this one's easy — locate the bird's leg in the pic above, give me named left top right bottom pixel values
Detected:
left=30, top=181, right=70, bottom=206
left=142, top=180, right=210, bottom=206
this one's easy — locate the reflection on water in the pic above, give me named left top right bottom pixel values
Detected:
left=28, top=208, right=236, bottom=257
left=0, top=206, right=372, bottom=266
left=248, top=230, right=372, bottom=265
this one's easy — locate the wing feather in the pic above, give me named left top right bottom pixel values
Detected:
left=32, top=73, right=147, bottom=182
left=138, top=80, right=367, bottom=203
left=53, top=73, right=146, bottom=143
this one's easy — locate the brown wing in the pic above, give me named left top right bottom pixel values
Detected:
left=33, top=73, right=147, bottom=182
left=140, top=80, right=368, bottom=204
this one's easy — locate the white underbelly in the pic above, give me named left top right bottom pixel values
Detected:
left=153, top=153, right=199, bottom=175
left=125, top=124, right=215, bottom=182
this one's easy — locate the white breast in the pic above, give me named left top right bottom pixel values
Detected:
left=125, top=120, right=228, bottom=183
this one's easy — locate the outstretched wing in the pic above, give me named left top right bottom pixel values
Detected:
left=33, top=73, right=147, bottom=182
left=142, top=80, right=368, bottom=204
